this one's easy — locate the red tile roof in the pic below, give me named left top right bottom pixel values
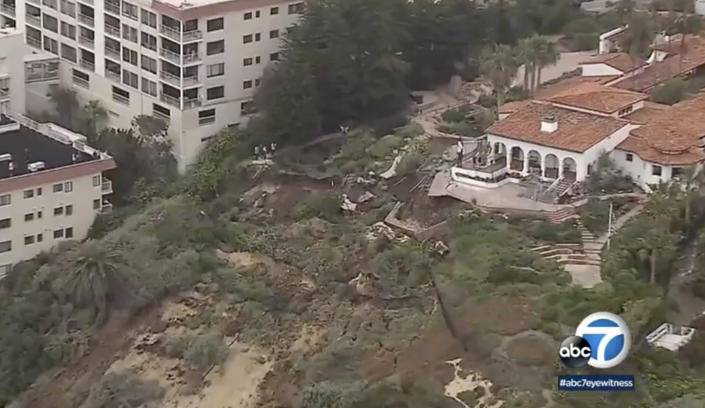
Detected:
left=582, top=52, right=647, bottom=73
left=545, top=82, right=648, bottom=114
left=534, top=74, right=621, bottom=100
left=498, top=100, right=532, bottom=114
left=486, top=102, right=628, bottom=152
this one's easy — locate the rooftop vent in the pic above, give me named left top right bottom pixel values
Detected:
left=541, top=115, right=558, bottom=133
left=0, top=153, right=11, bottom=162
left=27, top=161, right=45, bottom=172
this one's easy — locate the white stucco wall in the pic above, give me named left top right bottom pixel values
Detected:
left=611, top=148, right=690, bottom=187
left=581, top=63, right=623, bottom=77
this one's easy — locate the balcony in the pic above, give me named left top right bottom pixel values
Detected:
left=182, top=29, right=202, bottom=42
left=105, top=69, right=120, bottom=82
left=78, top=13, right=94, bottom=27
left=26, top=14, right=41, bottom=27
left=182, top=52, right=201, bottom=65
left=159, top=70, right=180, bottom=87
left=159, top=48, right=180, bottom=64
left=101, top=178, right=112, bottom=194
left=0, top=3, right=15, bottom=16
left=79, top=35, right=94, bottom=49
left=159, top=24, right=180, bottom=41
left=104, top=1, right=119, bottom=15
left=182, top=75, right=199, bottom=87
left=100, top=201, right=113, bottom=213
left=183, top=97, right=200, bottom=109
left=79, top=59, right=94, bottom=71
left=159, top=92, right=180, bottom=108
left=104, top=24, right=120, bottom=38
left=105, top=47, right=120, bottom=61
left=26, top=36, right=41, bottom=49
left=27, top=0, right=39, bottom=4
left=0, top=88, right=9, bottom=101
left=78, top=0, right=92, bottom=4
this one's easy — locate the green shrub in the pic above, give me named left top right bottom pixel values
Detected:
left=441, top=105, right=473, bottom=123
left=293, top=192, right=343, bottom=221
left=183, top=332, right=229, bottom=371
left=162, top=336, right=189, bottom=359
left=651, top=78, right=686, bottom=105
left=437, top=121, right=482, bottom=137
left=369, top=134, right=404, bottom=159
left=301, top=381, right=366, bottom=408
left=396, top=153, right=424, bottom=176
left=83, top=369, right=165, bottom=408
left=529, top=220, right=580, bottom=243
left=393, top=122, right=423, bottom=139
left=477, top=93, right=497, bottom=108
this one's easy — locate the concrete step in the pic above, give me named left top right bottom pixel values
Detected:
left=539, top=248, right=575, bottom=256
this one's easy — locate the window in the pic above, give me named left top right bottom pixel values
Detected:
left=141, top=9, right=156, bottom=28
left=141, top=32, right=156, bottom=51
left=64, top=181, right=73, bottom=192
left=243, top=57, right=253, bottom=66
left=122, top=1, right=138, bottom=20
left=255, top=10, right=260, bottom=17
left=61, top=22, right=76, bottom=40
left=37, top=233, right=43, bottom=242
left=92, top=175, right=101, bottom=186
left=141, top=55, right=157, bottom=74
left=288, top=2, right=304, bottom=14
left=243, top=80, right=252, bottom=89
left=24, top=213, right=34, bottom=222
left=626, top=153, right=633, bottom=162
left=206, top=40, right=225, bottom=55
left=198, top=109, right=216, bottom=125
left=0, top=241, right=11, bottom=253
left=270, top=52, right=279, bottom=61
left=54, top=206, right=64, bottom=216
left=43, top=36, right=59, bottom=54
left=673, top=167, right=683, bottom=179
left=0, top=218, right=10, bottom=228
left=241, top=100, right=256, bottom=114
left=43, top=14, right=58, bottom=32
left=112, top=86, right=130, bottom=105
left=54, top=229, right=64, bottom=239
left=207, top=17, right=223, bottom=32
left=153, top=103, right=170, bottom=118
left=43, top=0, right=57, bottom=9
left=66, top=205, right=73, bottom=215
left=207, top=86, right=224, bottom=100
left=93, top=199, right=100, bottom=209
left=255, top=78, right=261, bottom=87
left=37, top=187, right=42, bottom=196
left=618, top=106, right=633, bottom=116
left=244, top=11, right=252, bottom=20
left=0, top=194, right=10, bottom=206
left=60, top=0, right=76, bottom=17
left=25, top=236, right=35, bottom=245
left=243, top=34, right=253, bottom=44
left=652, top=165, right=662, bottom=176
left=269, top=29, right=279, bottom=39
left=122, top=70, right=139, bottom=89
left=207, top=63, right=225, bottom=77
left=255, top=56, right=261, bottom=64
left=122, top=24, right=138, bottom=42
left=142, top=78, right=157, bottom=97
left=66, top=227, right=74, bottom=238
left=271, top=6, right=279, bottom=14
left=72, top=69, right=89, bottom=87
left=24, top=189, right=34, bottom=199
left=61, top=44, right=77, bottom=63
left=255, top=33, right=261, bottom=41
left=122, top=47, right=138, bottom=65
left=53, top=183, right=63, bottom=192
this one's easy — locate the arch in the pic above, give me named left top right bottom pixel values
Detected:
left=493, top=142, right=507, bottom=155
left=510, top=146, right=524, bottom=171
left=527, top=150, right=542, bottom=175
left=544, top=154, right=559, bottom=179
left=562, top=157, right=577, bottom=180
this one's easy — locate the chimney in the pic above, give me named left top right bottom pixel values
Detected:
left=541, top=115, right=558, bottom=133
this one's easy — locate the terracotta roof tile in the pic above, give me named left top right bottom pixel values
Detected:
left=582, top=52, right=647, bottom=72
left=486, top=102, right=628, bottom=152
left=534, top=75, right=621, bottom=100
left=545, top=82, right=648, bottom=114
left=498, top=100, right=531, bottom=114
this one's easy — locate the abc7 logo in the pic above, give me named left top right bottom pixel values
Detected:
left=559, top=336, right=592, bottom=368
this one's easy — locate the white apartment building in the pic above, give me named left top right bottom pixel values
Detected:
left=1, top=0, right=304, bottom=171
left=0, top=114, right=116, bottom=277
left=0, top=28, right=27, bottom=115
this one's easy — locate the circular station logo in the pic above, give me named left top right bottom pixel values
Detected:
left=559, top=312, right=631, bottom=369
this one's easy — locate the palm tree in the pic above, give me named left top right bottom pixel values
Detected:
left=516, top=37, right=534, bottom=93
left=531, top=35, right=559, bottom=92
left=59, top=241, right=124, bottom=325
left=82, top=100, right=108, bottom=137
left=48, top=85, right=79, bottom=130
left=620, top=13, right=657, bottom=58
left=480, top=44, right=518, bottom=115
left=681, top=165, right=705, bottom=223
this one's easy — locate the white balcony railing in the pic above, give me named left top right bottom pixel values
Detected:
left=159, top=24, right=180, bottom=41
left=182, top=75, right=199, bottom=87
left=159, top=71, right=180, bottom=86
left=101, top=179, right=112, bottom=194
left=26, top=14, right=41, bottom=27
left=159, top=48, right=180, bottom=64
left=79, top=35, right=94, bottom=49
left=183, top=97, right=200, bottom=109
left=159, top=92, right=180, bottom=108
left=182, top=52, right=201, bottom=64
left=0, top=3, right=15, bottom=16
left=182, top=29, right=202, bottom=42
left=104, top=24, right=120, bottom=38
left=105, top=47, right=120, bottom=61
left=100, top=201, right=113, bottom=213
left=78, top=13, right=94, bottom=26
left=79, top=59, right=94, bottom=71
left=0, top=88, right=9, bottom=101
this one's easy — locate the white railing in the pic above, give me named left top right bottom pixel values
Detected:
left=105, top=47, right=120, bottom=60
left=101, top=179, right=112, bottom=194
left=182, top=52, right=201, bottom=64
left=0, top=88, right=8, bottom=100
left=0, top=2, right=15, bottom=16
left=159, top=24, right=180, bottom=41
left=78, top=13, right=94, bottom=26
left=183, top=97, right=200, bottom=109
left=159, top=48, right=180, bottom=64
left=26, top=14, right=41, bottom=27
left=159, top=71, right=180, bottom=86
left=104, top=24, right=120, bottom=38
left=79, top=35, right=94, bottom=49
left=159, top=92, right=180, bottom=108
left=100, top=201, right=113, bottom=213
left=182, top=75, right=199, bottom=87
left=182, top=29, right=202, bottom=42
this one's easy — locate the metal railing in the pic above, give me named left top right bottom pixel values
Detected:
left=79, top=59, right=94, bottom=71
left=182, top=75, right=199, bottom=87
left=182, top=29, right=202, bottom=42
left=159, top=71, right=180, bottom=86
left=0, top=3, right=15, bottom=16
left=183, top=97, right=200, bottom=109
left=182, top=52, right=201, bottom=64
left=72, top=75, right=89, bottom=88
left=104, top=1, right=119, bottom=15
left=159, top=92, right=180, bottom=108
left=112, top=93, right=129, bottom=105
left=105, top=47, right=120, bottom=60
left=78, top=13, right=94, bottom=26
left=101, top=179, right=112, bottom=194
left=159, top=24, right=180, bottom=41
left=79, top=35, right=94, bottom=49
left=100, top=201, right=113, bottom=213
left=105, top=69, right=120, bottom=82
left=26, top=14, right=41, bottom=27
left=159, top=48, right=180, bottom=64
left=104, top=24, right=120, bottom=38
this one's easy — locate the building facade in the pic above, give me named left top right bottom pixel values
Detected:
left=0, top=28, right=27, bottom=115
left=1, top=0, right=304, bottom=171
left=0, top=114, right=116, bottom=277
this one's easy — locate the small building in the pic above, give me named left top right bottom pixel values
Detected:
left=646, top=323, right=696, bottom=352
left=0, top=114, right=116, bottom=278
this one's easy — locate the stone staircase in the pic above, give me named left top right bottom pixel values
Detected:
left=541, top=177, right=574, bottom=203
left=547, top=207, right=577, bottom=224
